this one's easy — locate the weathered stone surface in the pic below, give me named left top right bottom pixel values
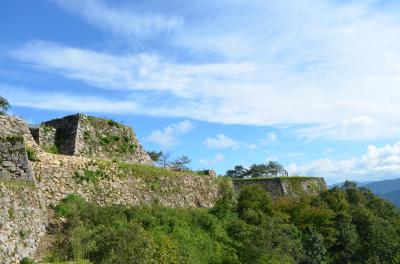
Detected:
left=232, top=177, right=327, bottom=199
left=0, top=115, right=37, bottom=147
left=0, top=182, right=47, bottom=264
left=34, top=114, right=153, bottom=164
left=0, top=136, right=34, bottom=182
left=32, top=152, right=219, bottom=208
left=0, top=113, right=222, bottom=263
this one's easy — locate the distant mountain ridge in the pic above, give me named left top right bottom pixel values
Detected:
left=381, top=190, right=400, bottom=207
left=363, top=178, right=400, bottom=194
left=363, top=178, right=400, bottom=207
left=330, top=178, right=400, bottom=207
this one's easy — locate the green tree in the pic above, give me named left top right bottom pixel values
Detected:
left=237, top=185, right=272, bottom=224
left=157, top=152, right=171, bottom=168
left=0, top=96, right=10, bottom=115
left=265, top=161, right=288, bottom=177
left=211, top=178, right=236, bottom=219
left=245, top=162, right=288, bottom=178
left=330, top=212, right=358, bottom=263
left=226, top=165, right=248, bottom=178
left=147, top=150, right=163, bottom=162
left=247, top=164, right=268, bottom=178
left=301, top=227, right=327, bottom=264
left=170, top=156, right=191, bottom=171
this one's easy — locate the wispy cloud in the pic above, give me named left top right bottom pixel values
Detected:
left=288, top=142, right=400, bottom=184
left=53, top=0, right=183, bottom=38
left=0, top=84, right=139, bottom=113
left=261, top=132, right=277, bottom=145
left=199, top=153, right=224, bottom=167
left=8, top=0, right=400, bottom=140
left=203, top=134, right=256, bottom=150
left=145, top=120, right=194, bottom=148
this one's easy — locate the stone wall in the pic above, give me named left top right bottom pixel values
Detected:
left=0, top=136, right=34, bottom=181
left=42, top=115, right=80, bottom=155
left=0, top=180, right=47, bottom=264
left=0, top=115, right=37, bottom=147
left=36, top=126, right=57, bottom=153
left=74, top=114, right=152, bottom=164
left=37, top=114, right=153, bottom=164
left=0, top=115, right=36, bottom=182
left=232, top=177, right=327, bottom=198
left=32, top=152, right=219, bottom=208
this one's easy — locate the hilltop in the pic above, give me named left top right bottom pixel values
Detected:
left=0, top=113, right=327, bottom=263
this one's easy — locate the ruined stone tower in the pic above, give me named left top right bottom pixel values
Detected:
left=30, top=114, right=153, bottom=164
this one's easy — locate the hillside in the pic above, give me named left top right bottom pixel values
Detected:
left=362, top=178, right=400, bottom=207
left=381, top=190, right=400, bottom=207
left=0, top=113, right=328, bottom=263
left=363, top=178, right=400, bottom=194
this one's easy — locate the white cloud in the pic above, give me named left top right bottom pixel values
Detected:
left=145, top=120, right=194, bottom=148
left=203, top=134, right=255, bottom=150
left=8, top=1, right=400, bottom=140
left=199, top=153, right=224, bottom=166
left=288, top=141, right=400, bottom=184
left=322, top=148, right=335, bottom=155
left=0, top=84, right=139, bottom=113
left=53, top=0, right=183, bottom=39
left=261, top=132, right=277, bottom=145
left=10, top=41, right=253, bottom=97
left=203, top=134, right=241, bottom=149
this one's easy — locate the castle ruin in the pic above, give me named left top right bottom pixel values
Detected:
left=29, top=113, right=153, bottom=165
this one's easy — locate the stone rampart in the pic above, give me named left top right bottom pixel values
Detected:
left=0, top=115, right=36, bottom=182
left=0, top=115, right=37, bottom=147
left=232, top=177, right=327, bottom=198
left=35, top=114, right=153, bottom=164
left=41, top=115, right=80, bottom=155
left=0, top=136, right=34, bottom=181
left=32, top=151, right=219, bottom=208
left=74, top=114, right=152, bottom=164
left=0, top=181, right=47, bottom=264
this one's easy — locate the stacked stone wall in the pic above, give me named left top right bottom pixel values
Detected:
left=37, top=114, right=153, bottom=164
left=232, top=177, right=327, bottom=199
left=232, top=178, right=285, bottom=198
left=0, top=136, right=34, bottom=181
left=0, top=115, right=37, bottom=147
left=32, top=152, right=219, bottom=208
left=0, top=115, right=36, bottom=182
left=74, top=114, right=153, bottom=164
left=0, top=181, right=47, bottom=264
left=38, top=126, right=57, bottom=151
left=42, top=115, right=79, bottom=155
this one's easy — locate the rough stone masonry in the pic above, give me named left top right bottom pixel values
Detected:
left=30, top=113, right=153, bottom=164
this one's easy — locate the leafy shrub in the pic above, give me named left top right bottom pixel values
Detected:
left=83, top=131, right=91, bottom=140
left=20, top=257, right=36, bottom=264
left=73, top=169, right=106, bottom=183
left=48, top=182, right=400, bottom=264
left=26, top=146, right=39, bottom=161
left=100, top=136, right=111, bottom=145
left=43, top=144, right=60, bottom=154
left=107, top=119, right=120, bottom=127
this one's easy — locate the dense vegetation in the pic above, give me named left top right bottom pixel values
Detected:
left=44, top=181, right=400, bottom=264
left=0, top=95, right=10, bottom=115
left=226, top=162, right=288, bottom=178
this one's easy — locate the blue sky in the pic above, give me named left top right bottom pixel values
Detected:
left=2, top=0, right=400, bottom=184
